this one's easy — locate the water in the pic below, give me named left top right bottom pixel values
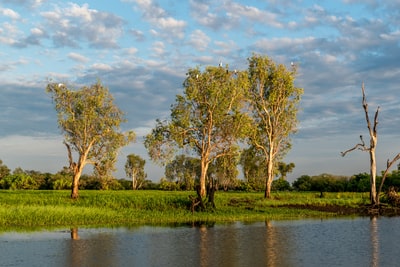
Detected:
left=1, top=217, right=399, bottom=267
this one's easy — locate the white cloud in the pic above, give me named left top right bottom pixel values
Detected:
left=134, top=0, right=186, bottom=40
left=68, top=52, right=89, bottom=63
left=40, top=3, right=124, bottom=48
left=225, top=2, right=283, bottom=28
left=2, top=0, right=400, bottom=181
left=188, top=29, right=210, bottom=51
left=91, top=63, right=112, bottom=71
left=0, top=7, right=20, bottom=20
left=151, top=41, right=166, bottom=57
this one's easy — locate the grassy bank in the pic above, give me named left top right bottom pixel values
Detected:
left=0, top=190, right=371, bottom=231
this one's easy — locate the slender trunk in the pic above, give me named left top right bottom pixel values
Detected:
left=132, top=170, right=136, bottom=190
left=370, top=147, right=377, bottom=205
left=265, top=176, right=273, bottom=198
left=199, top=158, right=209, bottom=198
left=264, top=150, right=274, bottom=199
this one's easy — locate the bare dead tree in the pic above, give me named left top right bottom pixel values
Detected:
left=341, top=83, right=379, bottom=206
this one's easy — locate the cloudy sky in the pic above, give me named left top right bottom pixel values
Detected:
left=1, top=0, right=400, bottom=182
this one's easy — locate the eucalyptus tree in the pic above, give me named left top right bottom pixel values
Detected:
left=247, top=54, right=303, bottom=198
left=145, top=65, right=249, bottom=199
left=165, top=154, right=200, bottom=190
left=239, top=146, right=267, bottom=190
left=125, top=154, right=147, bottom=190
left=209, top=145, right=240, bottom=191
left=46, top=82, right=135, bottom=199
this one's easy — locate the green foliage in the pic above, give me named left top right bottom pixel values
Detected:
left=159, top=177, right=180, bottom=191
left=0, top=174, right=39, bottom=190
left=347, top=173, right=370, bottom=192
left=209, top=146, right=241, bottom=191
left=292, top=174, right=357, bottom=193
left=277, top=162, right=295, bottom=179
left=0, top=190, right=370, bottom=230
left=272, top=179, right=291, bottom=191
left=125, top=154, right=147, bottom=190
left=145, top=65, right=249, bottom=197
left=52, top=175, right=72, bottom=190
left=292, top=175, right=312, bottom=191
left=0, top=160, right=10, bottom=180
left=46, top=82, right=135, bottom=198
left=165, top=154, right=199, bottom=190
left=247, top=54, right=303, bottom=198
left=239, top=147, right=267, bottom=190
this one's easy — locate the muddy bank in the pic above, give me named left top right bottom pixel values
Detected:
left=283, top=204, right=400, bottom=217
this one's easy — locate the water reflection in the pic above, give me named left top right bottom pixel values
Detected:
left=70, top=228, right=79, bottom=240
left=370, top=217, right=379, bottom=267
left=67, top=228, right=119, bottom=267
left=3, top=217, right=400, bottom=266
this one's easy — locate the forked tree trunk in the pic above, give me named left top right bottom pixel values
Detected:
left=65, top=141, right=91, bottom=199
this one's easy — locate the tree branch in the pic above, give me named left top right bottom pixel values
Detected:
left=64, top=141, right=77, bottom=172
left=377, top=153, right=400, bottom=199
left=341, top=135, right=369, bottom=157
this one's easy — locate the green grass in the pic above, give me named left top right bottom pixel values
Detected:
left=0, top=190, right=370, bottom=231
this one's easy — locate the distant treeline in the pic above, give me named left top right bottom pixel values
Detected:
left=1, top=162, right=400, bottom=193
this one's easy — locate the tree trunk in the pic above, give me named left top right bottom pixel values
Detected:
left=265, top=178, right=273, bottom=198
left=71, top=159, right=84, bottom=199
left=70, top=228, right=79, bottom=240
left=71, top=172, right=80, bottom=199
left=131, top=170, right=136, bottom=190
left=264, top=150, right=274, bottom=199
left=199, top=159, right=209, bottom=198
left=369, top=147, right=377, bottom=205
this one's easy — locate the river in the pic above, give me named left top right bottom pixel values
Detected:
left=1, top=216, right=399, bottom=266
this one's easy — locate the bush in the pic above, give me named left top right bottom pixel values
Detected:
left=0, top=174, right=39, bottom=190
left=272, top=179, right=291, bottom=191
left=292, top=175, right=312, bottom=191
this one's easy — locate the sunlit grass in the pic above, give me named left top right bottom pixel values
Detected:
left=0, top=190, right=369, bottom=231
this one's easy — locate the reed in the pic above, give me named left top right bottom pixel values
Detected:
left=0, top=190, right=368, bottom=231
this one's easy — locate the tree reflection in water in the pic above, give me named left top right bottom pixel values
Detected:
left=3, top=218, right=400, bottom=266
left=370, top=216, right=379, bottom=267
left=70, top=228, right=79, bottom=240
left=67, top=228, right=117, bottom=267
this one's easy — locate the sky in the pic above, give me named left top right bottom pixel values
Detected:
left=1, top=0, right=400, bottom=182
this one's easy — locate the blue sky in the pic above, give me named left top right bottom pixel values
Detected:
left=1, top=0, right=400, bottom=182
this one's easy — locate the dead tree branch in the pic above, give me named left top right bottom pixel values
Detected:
left=64, top=141, right=77, bottom=173
left=341, top=135, right=368, bottom=157
left=377, top=153, right=400, bottom=203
